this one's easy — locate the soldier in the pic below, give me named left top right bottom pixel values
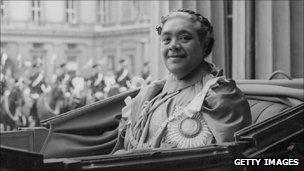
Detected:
left=29, top=64, right=46, bottom=97
left=140, top=61, right=152, bottom=85
left=115, top=59, right=131, bottom=92
left=53, top=63, right=75, bottom=94
left=53, top=63, right=69, bottom=86
left=28, top=64, right=47, bottom=126
left=103, top=70, right=119, bottom=98
left=88, top=64, right=106, bottom=100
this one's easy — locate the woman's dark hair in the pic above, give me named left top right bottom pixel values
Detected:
left=156, top=9, right=214, bottom=58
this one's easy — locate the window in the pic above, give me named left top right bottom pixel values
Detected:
left=131, top=1, right=150, bottom=22
left=108, top=1, right=116, bottom=24
left=121, top=1, right=146, bottom=24
left=33, top=43, right=43, bottom=48
left=120, top=2, right=132, bottom=23
left=0, top=0, right=6, bottom=21
left=31, top=0, right=41, bottom=24
left=97, top=1, right=116, bottom=25
left=66, top=0, right=77, bottom=24
left=132, top=0, right=140, bottom=20
left=138, top=1, right=150, bottom=22
left=67, top=43, right=77, bottom=49
left=96, top=0, right=106, bottom=24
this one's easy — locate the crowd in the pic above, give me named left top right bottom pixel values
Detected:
left=0, top=58, right=152, bottom=131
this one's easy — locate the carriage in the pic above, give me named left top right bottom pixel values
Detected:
left=1, top=76, right=303, bottom=171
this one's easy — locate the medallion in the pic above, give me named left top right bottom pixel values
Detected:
left=165, top=106, right=213, bottom=148
left=179, top=117, right=202, bottom=138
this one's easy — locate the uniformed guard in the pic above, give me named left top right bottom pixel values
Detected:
left=115, top=59, right=131, bottom=91
left=103, top=70, right=119, bottom=98
left=141, top=61, right=152, bottom=85
left=88, top=64, right=106, bottom=100
left=28, top=64, right=46, bottom=126
left=53, top=63, right=69, bottom=85
left=53, top=63, right=74, bottom=93
left=29, top=64, right=46, bottom=97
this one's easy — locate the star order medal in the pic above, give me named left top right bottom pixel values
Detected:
left=165, top=106, right=213, bottom=148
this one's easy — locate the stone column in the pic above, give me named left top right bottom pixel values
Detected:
left=232, top=1, right=246, bottom=79
left=182, top=0, right=197, bottom=10
left=272, top=1, right=291, bottom=77
left=290, top=0, right=304, bottom=78
left=149, top=1, right=162, bottom=80
left=255, top=1, right=273, bottom=79
left=210, top=1, right=226, bottom=74
left=197, top=0, right=212, bottom=19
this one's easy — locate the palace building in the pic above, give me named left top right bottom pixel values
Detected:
left=1, top=0, right=151, bottom=80
left=1, top=0, right=303, bottom=81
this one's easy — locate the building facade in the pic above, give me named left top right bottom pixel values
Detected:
left=1, top=0, right=151, bottom=81
left=1, top=0, right=303, bottom=82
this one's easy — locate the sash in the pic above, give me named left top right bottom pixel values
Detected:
left=94, top=74, right=103, bottom=86
left=117, top=69, right=128, bottom=82
left=128, top=76, right=224, bottom=149
left=32, top=73, right=44, bottom=87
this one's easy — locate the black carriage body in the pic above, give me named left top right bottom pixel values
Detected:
left=1, top=79, right=303, bottom=171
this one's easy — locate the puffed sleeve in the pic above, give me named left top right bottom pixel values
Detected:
left=112, top=80, right=166, bottom=153
left=202, top=79, right=252, bottom=143
left=111, top=96, right=133, bottom=154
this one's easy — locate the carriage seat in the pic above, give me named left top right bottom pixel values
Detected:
left=237, top=79, right=304, bottom=124
left=247, top=99, right=290, bottom=123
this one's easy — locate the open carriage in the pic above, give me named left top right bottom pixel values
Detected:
left=1, top=77, right=303, bottom=171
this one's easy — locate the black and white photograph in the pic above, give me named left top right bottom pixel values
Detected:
left=0, top=0, right=303, bottom=170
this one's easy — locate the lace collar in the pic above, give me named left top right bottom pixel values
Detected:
left=162, top=61, right=221, bottom=94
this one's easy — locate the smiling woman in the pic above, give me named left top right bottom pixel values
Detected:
left=158, top=10, right=214, bottom=79
left=112, top=9, right=252, bottom=154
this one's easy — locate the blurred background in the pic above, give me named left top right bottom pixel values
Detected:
left=0, top=0, right=303, bottom=131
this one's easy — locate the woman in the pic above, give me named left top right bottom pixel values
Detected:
left=113, top=9, right=251, bottom=153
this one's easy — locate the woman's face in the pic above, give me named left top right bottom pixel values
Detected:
left=161, top=16, right=204, bottom=79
